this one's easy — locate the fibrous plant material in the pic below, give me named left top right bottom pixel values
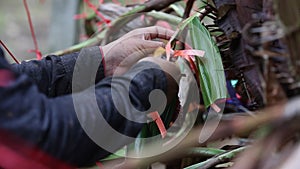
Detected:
left=274, top=0, right=300, bottom=82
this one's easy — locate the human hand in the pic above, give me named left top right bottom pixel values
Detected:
left=138, top=57, right=181, bottom=103
left=101, top=26, right=174, bottom=76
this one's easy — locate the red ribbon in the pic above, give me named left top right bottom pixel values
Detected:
left=149, top=111, right=167, bottom=138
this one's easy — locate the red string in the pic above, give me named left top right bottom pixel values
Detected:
left=149, top=111, right=167, bottom=138
left=83, top=0, right=111, bottom=25
left=0, top=40, right=20, bottom=64
left=23, top=0, right=42, bottom=60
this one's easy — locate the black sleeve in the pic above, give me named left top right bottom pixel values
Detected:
left=0, top=52, right=167, bottom=167
left=10, top=46, right=105, bottom=97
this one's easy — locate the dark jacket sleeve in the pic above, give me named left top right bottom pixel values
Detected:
left=0, top=49, right=167, bottom=167
left=10, top=46, right=105, bottom=97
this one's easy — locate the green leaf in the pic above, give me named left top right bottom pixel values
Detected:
left=187, top=14, right=227, bottom=107
left=100, top=147, right=126, bottom=161
left=131, top=11, right=227, bottom=158
left=133, top=99, right=178, bottom=155
left=170, top=3, right=185, bottom=17
left=167, top=13, right=226, bottom=107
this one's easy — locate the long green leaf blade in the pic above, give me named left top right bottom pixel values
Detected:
left=188, top=14, right=227, bottom=107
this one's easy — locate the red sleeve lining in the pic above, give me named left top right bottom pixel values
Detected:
left=99, top=46, right=106, bottom=77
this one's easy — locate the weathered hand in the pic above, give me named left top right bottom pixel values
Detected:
left=102, top=26, right=174, bottom=76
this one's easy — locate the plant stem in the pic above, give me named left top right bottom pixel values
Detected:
left=183, top=0, right=195, bottom=19
left=49, top=0, right=181, bottom=56
left=184, top=147, right=246, bottom=169
left=185, top=147, right=226, bottom=157
left=146, top=11, right=182, bottom=25
left=50, top=29, right=107, bottom=56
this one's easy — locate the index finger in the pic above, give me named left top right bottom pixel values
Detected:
left=142, top=26, right=175, bottom=40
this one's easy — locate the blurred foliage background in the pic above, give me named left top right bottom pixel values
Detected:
left=0, top=0, right=51, bottom=61
left=0, top=0, right=143, bottom=62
